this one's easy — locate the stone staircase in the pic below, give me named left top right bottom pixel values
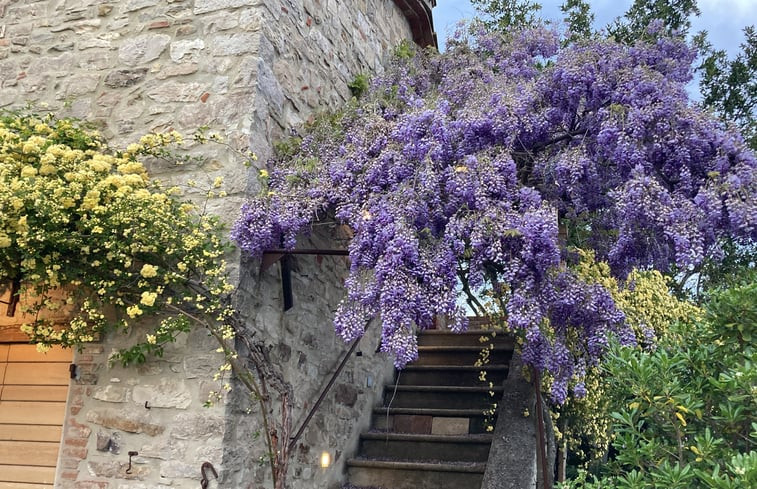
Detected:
left=345, top=324, right=515, bottom=489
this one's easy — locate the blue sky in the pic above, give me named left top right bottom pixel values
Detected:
left=433, top=0, right=757, bottom=56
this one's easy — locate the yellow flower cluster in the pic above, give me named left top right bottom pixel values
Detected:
left=0, top=112, right=235, bottom=358
left=574, top=249, right=702, bottom=337
left=140, top=264, right=158, bottom=278
left=557, top=248, right=702, bottom=463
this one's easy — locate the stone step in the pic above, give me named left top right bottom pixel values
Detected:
left=344, top=318, right=513, bottom=489
left=357, top=432, right=493, bottom=463
left=467, top=316, right=503, bottom=328
left=417, top=329, right=514, bottom=348
left=372, top=407, right=496, bottom=435
left=382, top=385, right=503, bottom=410
left=346, top=458, right=486, bottom=489
left=432, top=316, right=503, bottom=330
left=397, top=365, right=509, bottom=386
left=412, top=345, right=513, bottom=366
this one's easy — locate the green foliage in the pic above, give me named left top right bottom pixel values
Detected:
left=472, top=0, right=698, bottom=43
left=348, top=73, right=370, bottom=99
left=687, top=239, right=756, bottom=302
left=117, top=316, right=192, bottom=365
left=560, top=0, right=595, bottom=44
left=697, top=26, right=757, bottom=150
left=607, top=0, right=700, bottom=44
left=470, top=0, right=543, bottom=30
left=393, top=39, right=415, bottom=59
left=272, top=137, right=303, bottom=159
left=707, top=282, right=756, bottom=346
left=561, top=282, right=756, bottom=488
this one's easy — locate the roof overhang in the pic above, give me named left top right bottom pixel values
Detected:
left=393, top=0, right=437, bottom=48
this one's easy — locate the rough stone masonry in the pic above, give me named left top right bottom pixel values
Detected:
left=0, top=1, right=434, bottom=488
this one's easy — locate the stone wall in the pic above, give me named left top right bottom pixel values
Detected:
left=56, top=330, right=228, bottom=489
left=228, top=227, right=395, bottom=489
left=1, top=0, right=425, bottom=488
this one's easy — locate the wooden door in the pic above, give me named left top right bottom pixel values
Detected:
left=0, top=344, right=72, bottom=488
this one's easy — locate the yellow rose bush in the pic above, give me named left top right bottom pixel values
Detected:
left=0, top=111, right=233, bottom=363
left=553, top=249, right=702, bottom=472
left=0, top=111, right=299, bottom=489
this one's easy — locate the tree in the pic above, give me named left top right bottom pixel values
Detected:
left=560, top=0, right=594, bottom=44
left=470, top=0, right=699, bottom=43
left=607, top=0, right=700, bottom=43
left=698, top=26, right=757, bottom=151
left=231, top=27, right=757, bottom=403
left=470, top=0, right=543, bottom=30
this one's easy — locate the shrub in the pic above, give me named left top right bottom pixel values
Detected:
left=0, top=111, right=233, bottom=362
left=562, top=283, right=756, bottom=488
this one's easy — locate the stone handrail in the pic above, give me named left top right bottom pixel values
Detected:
left=481, top=353, right=556, bottom=489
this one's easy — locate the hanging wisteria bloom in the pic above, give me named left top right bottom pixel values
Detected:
left=232, top=25, right=757, bottom=403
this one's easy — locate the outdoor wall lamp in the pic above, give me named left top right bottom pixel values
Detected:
left=320, top=451, right=331, bottom=468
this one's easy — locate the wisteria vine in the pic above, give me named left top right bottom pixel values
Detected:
left=232, top=26, right=757, bottom=403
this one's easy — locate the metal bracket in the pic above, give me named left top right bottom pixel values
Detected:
left=0, top=278, right=20, bottom=317
left=126, top=451, right=138, bottom=474
left=260, top=249, right=348, bottom=311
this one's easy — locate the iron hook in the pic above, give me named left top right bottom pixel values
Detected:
left=126, top=451, right=138, bottom=474
left=200, top=461, right=218, bottom=488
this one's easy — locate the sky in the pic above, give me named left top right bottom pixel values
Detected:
left=433, top=0, right=757, bottom=56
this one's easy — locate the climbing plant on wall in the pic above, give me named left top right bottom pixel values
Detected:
left=231, top=25, right=757, bottom=403
left=0, top=111, right=296, bottom=489
left=0, top=111, right=232, bottom=357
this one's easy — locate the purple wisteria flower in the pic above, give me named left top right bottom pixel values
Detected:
left=232, top=25, right=757, bottom=401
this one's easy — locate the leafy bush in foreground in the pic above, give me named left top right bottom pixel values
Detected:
left=563, top=282, right=756, bottom=488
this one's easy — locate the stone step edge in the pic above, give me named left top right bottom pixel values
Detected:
left=361, top=432, right=493, bottom=443
left=417, top=345, right=513, bottom=352
left=418, top=329, right=510, bottom=336
left=383, top=385, right=504, bottom=393
left=373, top=407, right=493, bottom=417
left=402, top=364, right=509, bottom=371
left=347, top=458, right=487, bottom=474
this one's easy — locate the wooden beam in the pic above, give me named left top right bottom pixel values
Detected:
left=392, top=0, right=437, bottom=48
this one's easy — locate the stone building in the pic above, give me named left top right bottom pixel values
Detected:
left=0, top=1, right=435, bottom=488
